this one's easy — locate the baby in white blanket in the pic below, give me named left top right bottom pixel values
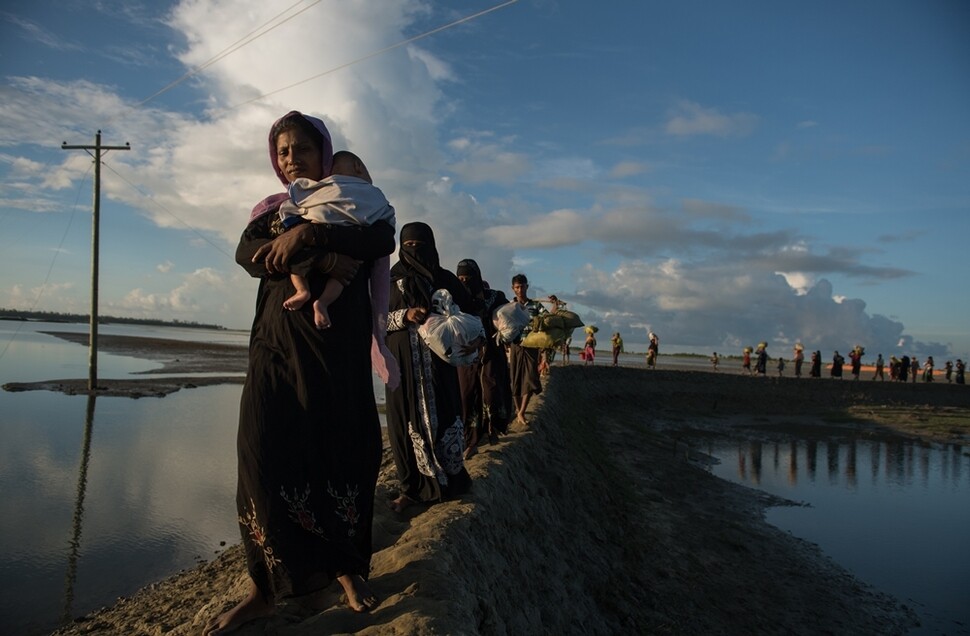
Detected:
left=279, top=150, right=395, bottom=329
left=278, top=150, right=399, bottom=389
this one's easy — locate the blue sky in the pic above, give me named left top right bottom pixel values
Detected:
left=1, top=0, right=968, bottom=359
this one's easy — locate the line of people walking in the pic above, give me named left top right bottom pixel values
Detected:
left=736, top=341, right=965, bottom=385
left=207, top=110, right=558, bottom=634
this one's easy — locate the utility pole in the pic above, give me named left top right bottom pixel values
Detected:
left=62, top=131, right=130, bottom=392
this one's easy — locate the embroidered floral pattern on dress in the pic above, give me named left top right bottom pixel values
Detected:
left=387, top=307, right=408, bottom=332
left=239, top=498, right=280, bottom=571
left=408, top=419, right=436, bottom=480
left=392, top=279, right=467, bottom=488
left=327, top=482, right=361, bottom=536
left=437, top=416, right=466, bottom=476
left=408, top=326, right=448, bottom=483
left=280, top=484, right=328, bottom=539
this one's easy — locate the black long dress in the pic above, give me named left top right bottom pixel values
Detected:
left=384, top=265, right=474, bottom=504
left=457, top=287, right=513, bottom=440
left=234, top=214, right=395, bottom=601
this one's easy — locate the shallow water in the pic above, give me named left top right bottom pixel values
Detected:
left=0, top=321, right=385, bottom=635
left=705, top=436, right=970, bottom=635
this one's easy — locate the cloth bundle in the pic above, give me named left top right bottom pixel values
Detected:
left=492, top=301, right=530, bottom=345
left=418, top=289, right=485, bottom=366
left=555, top=309, right=584, bottom=330
left=520, top=311, right=583, bottom=349
left=521, top=329, right=557, bottom=349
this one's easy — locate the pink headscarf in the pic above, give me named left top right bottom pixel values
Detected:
left=250, top=110, right=334, bottom=222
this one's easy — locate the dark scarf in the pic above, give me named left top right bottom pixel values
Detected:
left=391, top=222, right=442, bottom=310
left=456, top=259, right=485, bottom=298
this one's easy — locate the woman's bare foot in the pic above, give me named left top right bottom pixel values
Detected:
left=337, top=574, right=379, bottom=613
left=283, top=289, right=311, bottom=311
left=313, top=300, right=331, bottom=329
left=387, top=493, right=415, bottom=514
left=203, top=580, right=274, bottom=635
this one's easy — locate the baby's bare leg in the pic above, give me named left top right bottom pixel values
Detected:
left=284, top=274, right=312, bottom=310
left=312, top=278, right=346, bottom=329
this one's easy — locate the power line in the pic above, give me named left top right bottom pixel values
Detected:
left=4, top=0, right=520, bottom=337
left=0, top=162, right=93, bottom=365
left=219, top=0, right=520, bottom=114
left=100, top=161, right=234, bottom=260
left=133, top=0, right=322, bottom=109
left=94, top=0, right=521, bottom=263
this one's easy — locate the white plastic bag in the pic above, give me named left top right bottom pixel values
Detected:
left=417, top=289, right=485, bottom=366
left=491, top=301, right=530, bottom=345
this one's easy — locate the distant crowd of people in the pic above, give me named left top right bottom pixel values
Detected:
left=730, top=343, right=966, bottom=385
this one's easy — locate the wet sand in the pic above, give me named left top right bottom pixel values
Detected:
left=2, top=331, right=247, bottom=397
left=18, top=333, right=969, bottom=634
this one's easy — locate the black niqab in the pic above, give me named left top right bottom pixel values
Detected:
left=392, top=222, right=441, bottom=310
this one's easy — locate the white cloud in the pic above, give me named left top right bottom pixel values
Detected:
left=777, top=271, right=814, bottom=295
left=114, top=268, right=227, bottom=315
left=447, top=144, right=531, bottom=184
left=3, top=281, right=77, bottom=311
left=5, top=15, right=82, bottom=51
left=665, top=100, right=758, bottom=138
left=570, top=256, right=933, bottom=356
left=609, top=161, right=649, bottom=179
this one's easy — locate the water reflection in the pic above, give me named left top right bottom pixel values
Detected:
left=707, top=435, right=970, bottom=634
left=720, top=437, right=968, bottom=491
left=63, top=395, right=96, bottom=623
left=0, top=323, right=388, bottom=635
left=0, top=384, right=243, bottom=636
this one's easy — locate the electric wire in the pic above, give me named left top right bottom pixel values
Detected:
left=221, top=0, right=519, bottom=113
left=95, top=0, right=520, bottom=262
left=0, top=162, right=93, bottom=364
left=133, top=0, right=321, bottom=109
left=4, top=0, right=520, bottom=342
left=100, top=160, right=234, bottom=260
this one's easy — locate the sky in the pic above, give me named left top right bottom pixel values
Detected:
left=1, top=0, right=968, bottom=359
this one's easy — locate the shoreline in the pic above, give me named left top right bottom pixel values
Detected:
left=5, top=331, right=959, bottom=405
left=2, top=331, right=248, bottom=397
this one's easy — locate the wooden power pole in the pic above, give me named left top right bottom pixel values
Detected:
left=62, top=131, right=130, bottom=392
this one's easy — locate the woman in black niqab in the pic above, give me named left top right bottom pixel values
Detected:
left=385, top=222, right=474, bottom=512
left=455, top=258, right=512, bottom=452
